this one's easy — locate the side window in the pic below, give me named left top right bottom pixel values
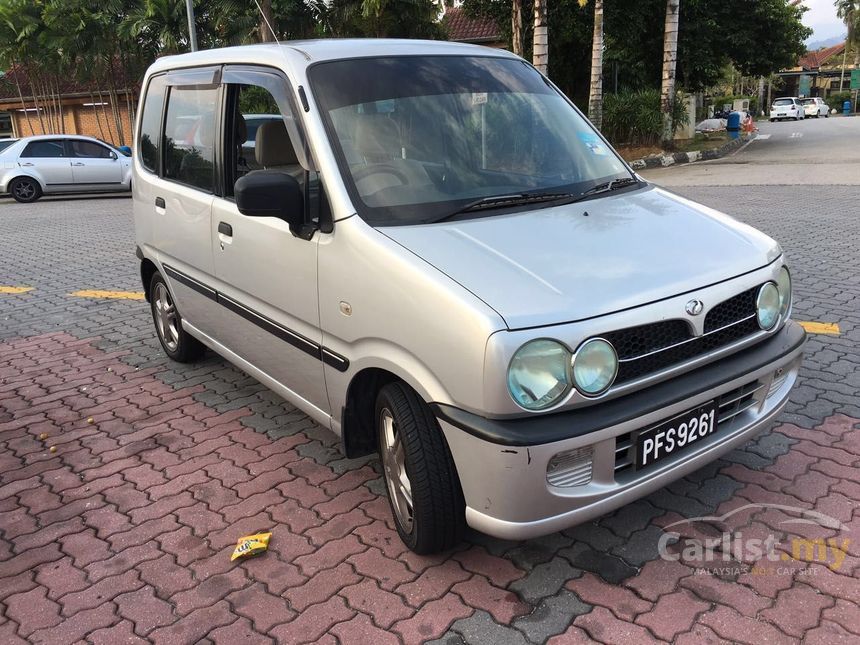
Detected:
left=70, top=140, right=114, bottom=159
left=225, top=82, right=302, bottom=195
left=163, top=86, right=218, bottom=192
left=22, top=140, right=67, bottom=158
left=139, top=75, right=167, bottom=173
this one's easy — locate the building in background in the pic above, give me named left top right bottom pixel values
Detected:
left=443, top=6, right=505, bottom=49
left=0, top=66, right=136, bottom=146
left=777, top=41, right=857, bottom=98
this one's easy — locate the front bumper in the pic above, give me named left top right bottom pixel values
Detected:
left=436, top=320, right=805, bottom=540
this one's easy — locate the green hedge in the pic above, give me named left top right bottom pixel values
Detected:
left=602, top=89, right=689, bottom=147
left=826, top=92, right=852, bottom=112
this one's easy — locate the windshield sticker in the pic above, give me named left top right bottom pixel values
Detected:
left=472, top=92, right=488, bottom=106
left=577, top=132, right=607, bottom=155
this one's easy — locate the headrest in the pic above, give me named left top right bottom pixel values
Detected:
left=256, top=120, right=298, bottom=167
left=354, top=114, right=400, bottom=161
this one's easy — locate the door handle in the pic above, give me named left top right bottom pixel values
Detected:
left=155, top=197, right=165, bottom=208
left=71, top=162, right=85, bottom=167
left=20, top=162, right=33, bottom=167
left=218, top=222, right=233, bottom=237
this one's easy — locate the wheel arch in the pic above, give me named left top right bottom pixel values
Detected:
left=341, top=367, right=401, bottom=458
left=140, top=258, right=158, bottom=302
left=8, top=172, right=46, bottom=191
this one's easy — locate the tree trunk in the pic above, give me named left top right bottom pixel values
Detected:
left=90, top=91, right=108, bottom=143
left=512, top=0, right=523, bottom=57
left=587, top=0, right=604, bottom=129
left=258, top=0, right=275, bottom=42
left=757, top=76, right=764, bottom=116
left=11, top=61, right=35, bottom=136
left=660, top=0, right=681, bottom=146
left=533, top=0, right=549, bottom=75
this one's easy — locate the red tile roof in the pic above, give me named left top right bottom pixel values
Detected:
left=798, top=42, right=846, bottom=69
left=444, top=7, right=502, bottom=44
left=0, top=63, right=136, bottom=103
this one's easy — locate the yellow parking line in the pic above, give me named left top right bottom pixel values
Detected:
left=0, top=286, right=33, bottom=294
left=70, top=290, right=145, bottom=300
left=798, top=321, right=840, bottom=335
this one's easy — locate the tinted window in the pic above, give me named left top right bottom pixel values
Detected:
left=70, top=140, right=114, bottom=158
left=22, top=140, right=67, bottom=158
left=163, top=86, right=217, bottom=192
left=773, top=99, right=794, bottom=106
left=139, top=75, right=167, bottom=173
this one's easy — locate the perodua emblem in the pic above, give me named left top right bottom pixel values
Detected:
left=685, top=299, right=704, bottom=316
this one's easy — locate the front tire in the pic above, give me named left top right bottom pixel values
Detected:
left=376, top=382, right=465, bottom=554
left=149, top=272, right=204, bottom=362
left=10, top=177, right=42, bottom=203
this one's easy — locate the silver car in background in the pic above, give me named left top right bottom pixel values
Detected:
left=0, top=135, right=132, bottom=203
left=134, top=41, right=804, bottom=554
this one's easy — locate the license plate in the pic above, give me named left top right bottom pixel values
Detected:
left=634, top=401, right=717, bottom=469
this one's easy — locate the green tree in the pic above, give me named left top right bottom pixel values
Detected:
left=836, top=0, right=860, bottom=69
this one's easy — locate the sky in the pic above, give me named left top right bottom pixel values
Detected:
left=801, top=0, right=846, bottom=42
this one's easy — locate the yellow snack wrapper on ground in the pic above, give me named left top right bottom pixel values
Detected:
left=231, top=532, right=272, bottom=561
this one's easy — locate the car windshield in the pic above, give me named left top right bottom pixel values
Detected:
left=309, top=56, right=632, bottom=226
left=773, top=99, right=794, bottom=106
left=800, top=99, right=815, bottom=105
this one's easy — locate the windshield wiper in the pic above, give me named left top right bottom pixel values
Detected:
left=429, top=191, right=577, bottom=224
left=580, top=176, right=640, bottom=197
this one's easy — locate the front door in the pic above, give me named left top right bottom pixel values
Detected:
left=68, top=139, right=123, bottom=187
left=208, top=68, right=328, bottom=415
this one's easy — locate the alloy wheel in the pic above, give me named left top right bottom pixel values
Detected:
left=380, top=407, right=414, bottom=532
left=153, top=282, right=180, bottom=352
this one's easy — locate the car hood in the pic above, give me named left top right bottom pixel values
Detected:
left=379, top=185, right=781, bottom=330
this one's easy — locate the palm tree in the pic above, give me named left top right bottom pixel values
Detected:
left=581, top=0, right=604, bottom=129
left=836, top=0, right=860, bottom=70
left=533, top=0, right=548, bottom=74
left=660, top=0, right=681, bottom=146
left=512, top=0, right=523, bottom=57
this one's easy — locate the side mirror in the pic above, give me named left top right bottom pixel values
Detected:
left=110, top=151, right=118, bottom=160
left=235, top=170, right=310, bottom=239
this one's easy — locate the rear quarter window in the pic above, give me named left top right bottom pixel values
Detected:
left=138, top=75, right=168, bottom=173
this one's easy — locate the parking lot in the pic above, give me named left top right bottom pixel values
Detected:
left=2, top=123, right=859, bottom=643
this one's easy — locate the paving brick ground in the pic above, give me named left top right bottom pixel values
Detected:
left=1, top=189, right=859, bottom=644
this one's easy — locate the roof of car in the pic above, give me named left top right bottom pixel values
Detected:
left=148, top=39, right=519, bottom=74
left=10, top=134, right=111, bottom=142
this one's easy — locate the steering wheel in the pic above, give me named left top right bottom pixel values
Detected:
left=352, top=164, right=411, bottom=186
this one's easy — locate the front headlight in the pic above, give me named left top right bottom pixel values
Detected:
left=756, top=282, right=780, bottom=330
left=572, top=338, right=618, bottom=396
left=507, top=339, right=571, bottom=410
left=776, top=266, right=792, bottom=319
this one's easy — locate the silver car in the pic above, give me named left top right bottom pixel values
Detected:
left=0, top=135, right=132, bottom=203
left=133, top=41, right=804, bottom=554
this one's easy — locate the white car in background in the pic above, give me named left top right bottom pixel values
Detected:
left=801, top=97, right=829, bottom=118
left=0, top=134, right=132, bottom=203
left=769, top=98, right=805, bottom=122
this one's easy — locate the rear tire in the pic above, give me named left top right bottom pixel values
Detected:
left=9, top=177, right=42, bottom=203
left=376, top=381, right=465, bottom=554
left=149, top=272, right=205, bottom=363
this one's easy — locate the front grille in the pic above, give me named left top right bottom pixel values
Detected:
left=613, top=378, right=765, bottom=474
left=603, top=286, right=761, bottom=385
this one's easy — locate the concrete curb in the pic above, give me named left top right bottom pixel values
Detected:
left=628, top=134, right=751, bottom=170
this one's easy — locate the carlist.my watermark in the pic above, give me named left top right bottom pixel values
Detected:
left=657, top=503, right=852, bottom=575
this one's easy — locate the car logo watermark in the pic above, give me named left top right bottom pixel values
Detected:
left=657, top=503, right=852, bottom=576
left=685, top=299, right=704, bottom=316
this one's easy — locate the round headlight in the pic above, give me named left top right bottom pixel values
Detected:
left=507, top=339, right=572, bottom=410
left=572, top=338, right=618, bottom=396
left=776, top=266, right=792, bottom=318
left=756, top=282, right=780, bottom=330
